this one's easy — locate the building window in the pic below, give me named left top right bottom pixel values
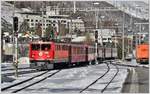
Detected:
left=31, top=19, right=34, bottom=22
left=53, top=20, right=56, bottom=23
left=36, top=20, right=38, bottom=22
left=53, top=24, right=55, bottom=26
left=26, top=19, right=29, bottom=21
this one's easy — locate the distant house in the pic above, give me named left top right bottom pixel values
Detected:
left=93, top=29, right=116, bottom=45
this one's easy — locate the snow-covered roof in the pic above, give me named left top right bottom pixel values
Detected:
left=72, top=36, right=86, bottom=42
left=21, top=8, right=33, bottom=12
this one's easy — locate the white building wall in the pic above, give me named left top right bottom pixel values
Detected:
left=94, top=29, right=116, bottom=44
left=20, top=13, right=85, bottom=35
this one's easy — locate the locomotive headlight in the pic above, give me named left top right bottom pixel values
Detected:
left=39, top=52, right=43, bottom=56
left=32, top=55, right=34, bottom=57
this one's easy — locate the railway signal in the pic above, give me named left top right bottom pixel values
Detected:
left=95, top=30, right=98, bottom=64
left=95, top=30, right=98, bottom=43
left=13, top=16, right=19, bottom=77
left=13, top=17, right=18, bottom=32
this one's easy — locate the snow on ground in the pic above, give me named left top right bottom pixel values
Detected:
left=1, top=63, right=129, bottom=93
left=1, top=70, right=47, bottom=89
left=1, top=63, right=29, bottom=71
left=2, top=57, right=30, bottom=69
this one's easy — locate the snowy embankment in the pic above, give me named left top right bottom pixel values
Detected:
left=115, top=59, right=149, bottom=68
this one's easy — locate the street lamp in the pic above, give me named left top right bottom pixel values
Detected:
left=114, top=23, right=118, bottom=49
left=100, top=15, right=105, bottom=46
left=135, top=5, right=141, bottom=46
left=122, top=8, right=125, bottom=61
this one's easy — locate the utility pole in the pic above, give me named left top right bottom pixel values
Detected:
left=122, top=9, right=125, bottom=61
left=13, top=1, right=15, bottom=67
left=12, top=1, right=19, bottom=77
left=95, top=11, right=98, bottom=64
left=130, top=15, right=133, bottom=54
left=13, top=17, right=19, bottom=77
left=139, top=24, right=142, bottom=44
left=73, top=1, right=76, bottom=13
left=70, top=17, right=72, bottom=42
left=41, top=2, right=44, bottom=38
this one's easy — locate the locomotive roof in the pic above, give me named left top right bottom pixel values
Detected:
left=29, top=41, right=96, bottom=47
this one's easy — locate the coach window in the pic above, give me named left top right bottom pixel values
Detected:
left=78, top=47, right=80, bottom=54
left=76, top=47, right=78, bottom=54
left=74, top=47, right=76, bottom=54
left=59, top=45, right=61, bottom=50
left=76, top=48, right=78, bottom=54
left=61, top=45, right=63, bottom=50
left=59, top=45, right=62, bottom=50
left=80, top=48, right=82, bottom=54
left=57, top=45, right=59, bottom=50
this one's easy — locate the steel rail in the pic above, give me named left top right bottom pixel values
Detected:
left=101, top=62, right=119, bottom=93
left=79, top=62, right=110, bottom=93
left=2, top=70, right=49, bottom=91
left=12, top=70, right=61, bottom=93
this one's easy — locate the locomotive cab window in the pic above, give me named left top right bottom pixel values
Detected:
left=41, top=44, right=51, bottom=50
left=31, top=44, right=40, bottom=50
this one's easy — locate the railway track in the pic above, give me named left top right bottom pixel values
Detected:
left=80, top=61, right=119, bottom=93
left=2, top=69, right=38, bottom=76
left=2, top=67, right=30, bottom=71
left=2, top=70, right=61, bottom=93
left=101, top=62, right=119, bottom=93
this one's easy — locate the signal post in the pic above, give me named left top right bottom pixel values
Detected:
left=13, top=17, right=19, bottom=77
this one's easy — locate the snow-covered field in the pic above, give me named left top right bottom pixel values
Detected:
left=2, top=63, right=129, bottom=93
